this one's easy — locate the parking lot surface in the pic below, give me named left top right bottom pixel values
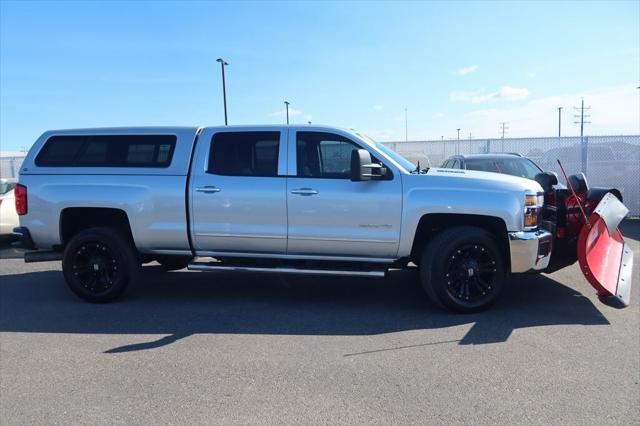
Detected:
left=1, top=221, right=639, bottom=425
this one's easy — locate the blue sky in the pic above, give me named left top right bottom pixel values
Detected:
left=1, top=0, right=638, bottom=151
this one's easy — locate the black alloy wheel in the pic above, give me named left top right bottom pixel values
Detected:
left=69, top=242, right=119, bottom=294
left=443, top=243, right=498, bottom=306
left=62, top=227, right=139, bottom=303
left=420, top=226, right=506, bottom=313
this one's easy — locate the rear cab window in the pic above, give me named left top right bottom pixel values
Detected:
left=35, top=135, right=177, bottom=167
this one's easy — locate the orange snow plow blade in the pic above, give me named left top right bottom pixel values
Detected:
left=577, top=193, right=633, bottom=308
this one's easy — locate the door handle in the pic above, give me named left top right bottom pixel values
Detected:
left=290, top=188, right=318, bottom=196
left=196, top=186, right=221, bottom=194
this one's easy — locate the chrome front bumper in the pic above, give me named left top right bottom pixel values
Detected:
left=508, top=229, right=553, bottom=273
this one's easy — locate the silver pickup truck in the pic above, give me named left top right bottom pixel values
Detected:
left=14, top=125, right=556, bottom=312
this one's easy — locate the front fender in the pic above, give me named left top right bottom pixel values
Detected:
left=398, top=185, right=522, bottom=257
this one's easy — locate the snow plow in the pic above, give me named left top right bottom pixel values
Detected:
left=535, top=163, right=633, bottom=308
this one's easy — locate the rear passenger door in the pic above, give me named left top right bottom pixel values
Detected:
left=190, top=128, right=288, bottom=254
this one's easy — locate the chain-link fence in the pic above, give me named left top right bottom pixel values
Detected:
left=0, top=155, right=25, bottom=179
left=383, top=135, right=640, bottom=216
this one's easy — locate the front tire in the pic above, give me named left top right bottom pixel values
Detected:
left=420, top=226, right=507, bottom=313
left=62, top=227, right=139, bottom=303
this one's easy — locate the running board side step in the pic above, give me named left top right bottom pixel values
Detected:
left=187, top=262, right=386, bottom=277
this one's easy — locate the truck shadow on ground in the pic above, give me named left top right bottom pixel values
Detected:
left=0, top=265, right=610, bottom=353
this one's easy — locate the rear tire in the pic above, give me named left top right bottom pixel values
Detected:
left=155, top=255, right=193, bottom=271
left=62, top=227, right=139, bottom=303
left=420, top=226, right=506, bottom=313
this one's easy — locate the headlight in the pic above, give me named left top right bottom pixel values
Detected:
left=524, top=191, right=543, bottom=229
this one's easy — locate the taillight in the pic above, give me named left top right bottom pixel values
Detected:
left=15, top=184, right=27, bottom=215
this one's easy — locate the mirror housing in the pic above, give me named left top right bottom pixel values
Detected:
left=350, top=149, right=387, bottom=181
left=534, top=171, right=558, bottom=193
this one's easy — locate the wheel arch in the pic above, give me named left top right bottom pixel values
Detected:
left=59, top=207, right=134, bottom=247
left=410, top=213, right=510, bottom=270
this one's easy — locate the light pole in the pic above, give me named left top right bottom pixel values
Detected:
left=404, top=108, right=408, bottom=142
left=456, top=128, right=460, bottom=154
left=557, top=107, right=562, bottom=138
left=216, top=58, right=229, bottom=125
left=284, top=101, right=290, bottom=124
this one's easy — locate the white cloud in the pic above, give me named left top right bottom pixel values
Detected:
left=527, top=72, right=536, bottom=79
left=456, top=84, right=638, bottom=138
left=269, top=107, right=302, bottom=117
left=433, top=112, right=445, bottom=119
left=499, top=86, right=529, bottom=101
left=373, top=104, right=384, bottom=111
left=457, top=65, right=479, bottom=76
left=450, top=86, right=529, bottom=104
left=383, top=84, right=637, bottom=141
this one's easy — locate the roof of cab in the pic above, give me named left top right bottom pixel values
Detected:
left=43, top=124, right=348, bottom=134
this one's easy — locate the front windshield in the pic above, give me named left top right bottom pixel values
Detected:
left=355, top=133, right=416, bottom=172
left=465, top=158, right=542, bottom=180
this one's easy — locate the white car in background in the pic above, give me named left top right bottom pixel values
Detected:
left=0, top=178, right=19, bottom=240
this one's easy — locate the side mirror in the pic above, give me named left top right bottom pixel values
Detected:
left=350, top=149, right=387, bottom=181
left=534, top=171, right=558, bottom=193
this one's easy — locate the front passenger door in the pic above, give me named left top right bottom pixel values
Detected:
left=286, top=130, right=403, bottom=258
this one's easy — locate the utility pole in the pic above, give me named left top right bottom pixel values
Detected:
left=284, top=101, right=290, bottom=125
left=499, top=122, right=508, bottom=152
left=499, top=122, right=508, bottom=139
left=557, top=107, right=563, bottom=138
left=456, top=128, right=460, bottom=154
left=574, top=98, right=591, bottom=174
left=574, top=98, right=590, bottom=139
left=404, top=108, right=408, bottom=142
left=469, top=132, right=472, bottom=140
left=216, top=58, right=229, bottom=125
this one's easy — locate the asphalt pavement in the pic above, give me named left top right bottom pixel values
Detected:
left=1, top=221, right=638, bottom=425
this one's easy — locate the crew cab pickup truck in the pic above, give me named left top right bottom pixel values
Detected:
left=13, top=125, right=633, bottom=312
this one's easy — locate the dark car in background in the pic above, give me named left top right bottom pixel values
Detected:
left=440, top=153, right=544, bottom=180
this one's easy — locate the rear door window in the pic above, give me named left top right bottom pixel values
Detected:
left=207, top=132, right=280, bottom=177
